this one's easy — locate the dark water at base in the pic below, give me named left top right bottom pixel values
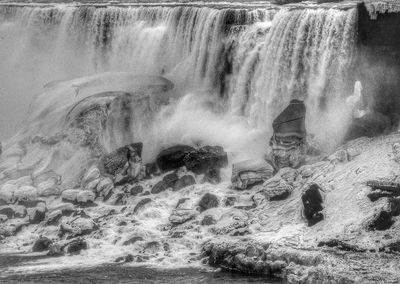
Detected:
left=0, top=254, right=284, bottom=283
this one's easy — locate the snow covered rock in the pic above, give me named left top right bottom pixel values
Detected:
left=232, top=159, right=275, bottom=190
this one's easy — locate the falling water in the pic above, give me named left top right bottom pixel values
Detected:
left=0, top=3, right=357, bottom=155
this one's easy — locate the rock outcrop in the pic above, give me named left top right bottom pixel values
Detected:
left=269, top=99, right=307, bottom=170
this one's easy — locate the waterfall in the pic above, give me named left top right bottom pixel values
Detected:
left=0, top=3, right=357, bottom=152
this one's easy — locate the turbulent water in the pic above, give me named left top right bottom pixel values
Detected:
left=0, top=2, right=369, bottom=281
left=0, top=2, right=358, bottom=154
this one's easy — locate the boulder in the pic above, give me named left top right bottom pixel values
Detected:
left=0, top=184, right=17, bottom=204
left=122, top=236, right=144, bottom=246
left=13, top=186, right=38, bottom=202
left=301, top=183, right=324, bottom=226
left=99, top=143, right=143, bottom=176
left=198, top=193, right=219, bottom=212
left=27, top=202, right=46, bottom=224
left=46, top=210, right=63, bottom=225
left=84, top=178, right=100, bottom=191
left=47, top=243, right=64, bottom=257
left=270, top=99, right=307, bottom=170
left=173, top=175, right=196, bottom=191
left=156, top=145, right=195, bottom=171
left=61, top=189, right=80, bottom=203
left=48, top=203, right=75, bottom=215
left=14, top=176, right=33, bottom=187
left=169, top=198, right=197, bottom=225
left=201, top=215, right=217, bottom=226
left=202, top=242, right=286, bottom=276
left=151, top=180, right=168, bottom=194
left=163, top=173, right=179, bottom=188
left=253, top=179, right=293, bottom=204
left=37, top=179, right=60, bottom=197
left=82, top=166, right=100, bottom=186
left=128, top=184, right=143, bottom=196
left=59, top=217, right=97, bottom=238
left=0, top=219, right=28, bottom=238
left=0, top=205, right=26, bottom=219
left=32, top=237, right=53, bottom=252
left=76, top=190, right=95, bottom=204
left=133, top=198, right=152, bottom=214
left=66, top=238, right=88, bottom=255
left=232, top=159, right=275, bottom=190
left=184, top=146, right=228, bottom=174
left=96, top=177, right=114, bottom=198
left=107, top=191, right=128, bottom=206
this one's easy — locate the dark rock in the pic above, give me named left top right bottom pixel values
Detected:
left=169, top=231, right=186, bottom=238
left=201, top=215, right=217, bottom=226
left=232, top=159, right=275, bottom=190
left=367, top=191, right=393, bottom=202
left=122, top=236, right=144, bottom=246
left=32, top=237, right=53, bottom=252
left=367, top=180, right=400, bottom=193
left=302, top=183, right=324, bottom=226
left=173, top=175, right=196, bottom=191
left=201, top=168, right=221, bottom=185
left=184, top=146, right=228, bottom=174
left=100, top=143, right=143, bottom=176
left=198, top=193, right=219, bottom=212
left=163, top=173, right=179, bottom=188
left=156, top=145, right=195, bottom=172
left=27, top=203, right=46, bottom=224
left=45, top=210, right=63, bottom=226
left=224, top=196, right=237, bottom=207
left=317, top=239, right=366, bottom=252
left=124, top=254, right=134, bottom=263
left=129, top=185, right=143, bottom=196
left=0, top=205, right=26, bottom=219
left=145, top=163, right=159, bottom=177
left=151, top=181, right=168, bottom=194
left=142, top=241, right=161, bottom=254
left=47, top=243, right=64, bottom=257
left=66, top=238, right=88, bottom=255
left=367, top=211, right=394, bottom=231
left=389, top=197, right=400, bottom=216
left=114, top=175, right=135, bottom=186
left=253, top=179, right=293, bottom=205
left=133, top=198, right=152, bottom=214
left=201, top=242, right=285, bottom=276
left=108, top=192, right=128, bottom=205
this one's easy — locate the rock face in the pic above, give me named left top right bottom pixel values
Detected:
left=184, top=146, right=228, bottom=174
left=301, top=183, right=324, bottom=226
left=232, top=159, right=275, bottom=190
left=156, top=145, right=195, bottom=171
left=270, top=99, right=307, bottom=170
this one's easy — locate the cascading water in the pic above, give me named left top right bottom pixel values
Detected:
left=0, top=2, right=366, bottom=277
left=0, top=3, right=357, bottom=154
